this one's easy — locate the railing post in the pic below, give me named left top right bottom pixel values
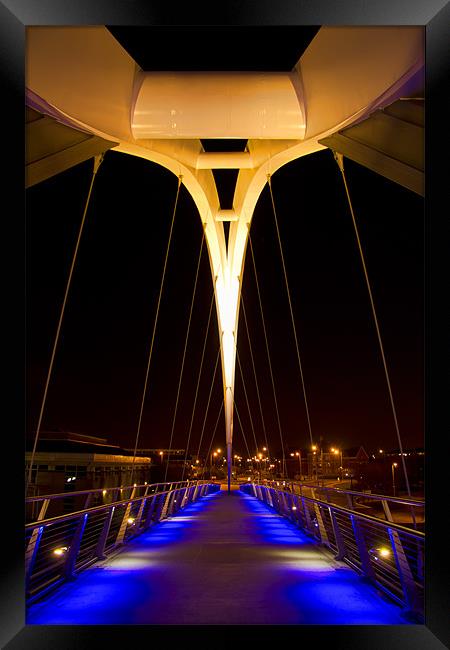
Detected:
left=25, top=525, right=44, bottom=592
left=180, top=486, right=189, bottom=506
left=313, top=503, right=329, bottom=544
left=277, top=490, right=287, bottom=515
left=143, top=495, right=157, bottom=528
left=283, top=491, right=292, bottom=516
left=62, top=492, right=93, bottom=578
left=329, top=507, right=347, bottom=560
left=310, top=488, right=329, bottom=544
left=381, top=499, right=394, bottom=522
left=350, top=514, right=376, bottom=582
left=388, top=527, right=423, bottom=618
left=115, top=486, right=136, bottom=545
left=134, top=495, right=148, bottom=530
left=265, top=486, right=274, bottom=507
left=159, top=488, right=173, bottom=520
left=269, top=488, right=278, bottom=511
left=63, top=513, right=89, bottom=579
left=169, top=489, right=180, bottom=515
left=301, top=496, right=313, bottom=533
left=25, top=498, right=50, bottom=584
left=153, top=493, right=167, bottom=522
left=95, top=506, right=115, bottom=560
left=291, top=494, right=301, bottom=524
left=285, top=492, right=295, bottom=519
left=192, top=483, right=199, bottom=502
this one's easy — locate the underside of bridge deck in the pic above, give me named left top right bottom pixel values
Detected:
left=27, top=488, right=409, bottom=625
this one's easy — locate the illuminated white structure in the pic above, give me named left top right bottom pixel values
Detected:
left=26, top=26, right=423, bottom=490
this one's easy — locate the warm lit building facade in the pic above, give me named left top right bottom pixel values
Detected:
left=25, top=431, right=152, bottom=496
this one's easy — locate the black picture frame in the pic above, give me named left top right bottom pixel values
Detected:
left=1, top=1, right=448, bottom=648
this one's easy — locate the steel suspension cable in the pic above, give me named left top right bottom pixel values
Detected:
left=196, top=346, right=221, bottom=468
left=181, top=290, right=215, bottom=481
left=267, top=174, right=314, bottom=450
left=164, top=232, right=206, bottom=482
left=334, top=152, right=412, bottom=498
left=236, top=346, right=259, bottom=455
left=26, top=154, right=104, bottom=492
left=130, top=175, right=182, bottom=483
left=247, top=229, right=287, bottom=476
left=240, top=295, right=269, bottom=452
left=201, top=400, right=224, bottom=479
left=231, top=390, right=253, bottom=464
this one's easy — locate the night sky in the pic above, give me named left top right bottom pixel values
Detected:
left=26, top=147, right=424, bottom=457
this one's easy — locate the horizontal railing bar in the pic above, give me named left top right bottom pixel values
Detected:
left=26, top=480, right=201, bottom=503
left=26, top=482, right=213, bottom=529
left=26, top=493, right=166, bottom=530
left=266, top=480, right=424, bottom=506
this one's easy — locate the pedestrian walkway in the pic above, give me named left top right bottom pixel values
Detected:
left=27, top=488, right=409, bottom=625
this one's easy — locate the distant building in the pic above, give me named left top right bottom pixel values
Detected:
left=132, top=448, right=202, bottom=482
left=343, top=446, right=370, bottom=474
left=25, top=430, right=152, bottom=497
left=306, top=445, right=369, bottom=478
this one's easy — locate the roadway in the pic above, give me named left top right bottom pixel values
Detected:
left=27, top=487, right=410, bottom=625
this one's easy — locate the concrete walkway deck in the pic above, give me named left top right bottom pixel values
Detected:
left=27, top=488, right=409, bottom=625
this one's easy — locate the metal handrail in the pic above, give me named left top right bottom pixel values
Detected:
left=25, top=480, right=210, bottom=525
left=243, top=481, right=424, bottom=622
left=25, top=480, right=219, bottom=605
left=264, top=479, right=424, bottom=506
left=26, top=480, right=199, bottom=503
left=25, top=491, right=174, bottom=530
left=293, top=494, right=424, bottom=537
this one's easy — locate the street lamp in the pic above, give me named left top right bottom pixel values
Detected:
left=257, top=453, right=263, bottom=482
left=332, top=448, right=343, bottom=479
left=311, top=445, right=318, bottom=484
left=159, top=451, right=163, bottom=463
left=233, top=454, right=242, bottom=478
left=295, top=452, right=302, bottom=480
left=211, top=451, right=218, bottom=475
left=392, top=462, right=398, bottom=497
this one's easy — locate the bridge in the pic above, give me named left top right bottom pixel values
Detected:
left=19, top=21, right=434, bottom=639
left=25, top=479, right=424, bottom=625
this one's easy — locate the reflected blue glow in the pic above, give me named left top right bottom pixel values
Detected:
left=27, top=567, right=162, bottom=625
left=285, top=573, right=408, bottom=624
left=241, top=492, right=310, bottom=548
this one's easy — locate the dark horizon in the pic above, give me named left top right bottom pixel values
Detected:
left=26, top=147, right=424, bottom=458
